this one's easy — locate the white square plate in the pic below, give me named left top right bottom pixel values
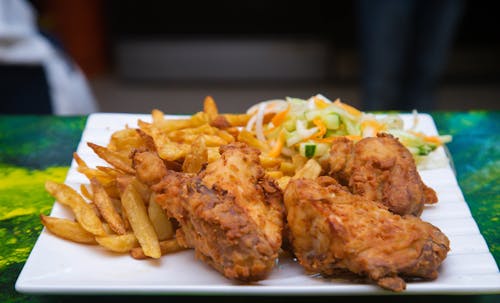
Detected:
left=16, top=113, right=500, bottom=295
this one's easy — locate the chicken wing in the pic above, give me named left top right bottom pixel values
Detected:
left=284, top=176, right=449, bottom=291
left=152, top=142, right=284, bottom=281
left=329, top=133, right=437, bottom=216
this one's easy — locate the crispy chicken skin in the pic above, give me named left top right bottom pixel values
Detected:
left=152, top=142, right=284, bottom=281
left=284, top=177, right=449, bottom=292
left=329, top=133, right=438, bottom=216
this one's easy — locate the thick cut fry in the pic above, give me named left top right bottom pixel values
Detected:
left=203, top=96, right=219, bottom=121
left=45, top=181, right=106, bottom=236
left=222, top=113, right=251, bottom=126
left=276, top=176, right=291, bottom=191
left=80, top=184, right=93, bottom=201
left=116, top=175, right=151, bottom=203
left=91, top=178, right=126, bottom=235
left=130, top=239, right=186, bottom=259
left=95, top=233, right=139, bottom=253
left=182, top=136, right=207, bottom=173
left=121, top=183, right=161, bottom=259
left=87, top=142, right=135, bottom=174
left=265, top=170, right=284, bottom=179
left=40, top=214, right=97, bottom=244
left=148, top=194, right=174, bottom=241
left=108, top=128, right=143, bottom=154
left=237, top=130, right=269, bottom=152
left=292, top=159, right=322, bottom=180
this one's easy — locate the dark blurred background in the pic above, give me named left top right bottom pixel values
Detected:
left=32, top=0, right=500, bottom=113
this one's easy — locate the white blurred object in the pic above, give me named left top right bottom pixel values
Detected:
left=0, top=0, right=98, bottom=115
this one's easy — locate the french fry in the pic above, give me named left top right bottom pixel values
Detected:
left=276, top=176, right=291, bottom=191
left=148, top=194, right=174, bottom=241
left=182, top=136, right=207, bottom=173
left=259, top=155, right=282, bottom=170
left=130, top=238, right=186, bottom=260
left=292, top=159, right=322, bottom=180
left=265, top=170, right=284, bottom=179
left=116, top=175, right=151, bottom=203
left=121, top=183, right=161, bottom=259
left=222, top=113, right=251, bottom=126
left=91, top=178, right=126, bottom=235
left=45, top=181, right=106, bottom=236
left=80, top=184, right=93, bottom=201
left=40, top=214, right=97, bottom=244
left=108, top=128, right=143, bottom=154
left=237, top=130, right=269, bottom=152
left=203, top=96, right=219, bottom=121
left=87, top=142, right=135, bottom=174
left=95, top=233, right=139, bottom=253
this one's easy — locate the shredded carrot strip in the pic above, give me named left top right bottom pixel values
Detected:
left=333, top=99, right=362, bottom=117
left=410, top=131, right=443, bottom=145
left=271, top=105, right=291, bottom=127
left=298, top=118, right=327, bottom=144
left=268, top=130, right=285, bottom=158
left=314, top=97, right=330, bottom=109
left=312, top=118, right=327, bottom=138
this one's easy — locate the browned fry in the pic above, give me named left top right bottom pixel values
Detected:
left=108, top=128, right=143, bottom=153
left=150, top=127, right=190, bottom=161
left=74, top=153, right=115, bottom=185
left=95, top=233, right=139, bottom=253
left=40, top=214, right=97, bottom=244
left=222, top=113, right=251, bottom=126
left=45, top=181, right=106, bottom=236
left=96, top=166, right=123, bottom=178
left=87, top=142, right=135, bottom=174
left=292, top=159, right=322, bottom=180
left=136, top=128, right=157, bottom=152
left=203, top=95, right=219, bottom=121
left=91, top=178, right=127, bottom=235
left=182, top=136, right=208, bottom=174
left=265, top=170, right=284, bottom=180
left=259, top=155, right=282, bottom=170
left=237, top=130, right=269, bottom=152
left=130, top=238, right=186, bottom=259
left=152, top=111, right=209, bottom=133
left=80, top=184, right=93, bottom=201
left=116, top=175, right=151, bottom=203
left=121, top=183, right=161, bottom=259
left=148, top=194, right=174, bottom=241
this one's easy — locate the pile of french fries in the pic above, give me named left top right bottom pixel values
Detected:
left=41, top=96, right=323, bottom=260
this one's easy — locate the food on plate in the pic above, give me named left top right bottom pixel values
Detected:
left=284, top=176, right=450, bottom=292
left=44, top=181, right=106, bottom=236
left=39, top=95, right=452, bottom=291
left=152, top=142, right=284, bottom=281
left=328, top=133, right=437, bottom=216
left=245, top=95, right=451, bottom=164
left=40, top=214, right=97, bottom=244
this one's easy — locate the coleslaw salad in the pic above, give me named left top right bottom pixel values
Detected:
left=245, top=94, right=452, bottom=166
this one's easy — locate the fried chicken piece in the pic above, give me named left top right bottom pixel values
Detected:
left=329, top=133, right=437, bottom=216
left=284, top=176, right=449, bottom=292
left=152, top=142, right=284, bottom=281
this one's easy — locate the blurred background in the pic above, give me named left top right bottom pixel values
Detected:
left=1, top=0, right=499, bottom=114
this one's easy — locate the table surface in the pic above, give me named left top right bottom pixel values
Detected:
left=0, top=112, right=499, bottom=303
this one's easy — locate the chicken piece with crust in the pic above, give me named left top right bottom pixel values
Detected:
left=152, top=142, right=284, bottom=281
left=284, top=176, right=449, bottom=292
left=329, top=133, right=437, bottom=216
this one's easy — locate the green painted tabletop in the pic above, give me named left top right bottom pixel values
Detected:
left=0, top=112, right=498, bottom=303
